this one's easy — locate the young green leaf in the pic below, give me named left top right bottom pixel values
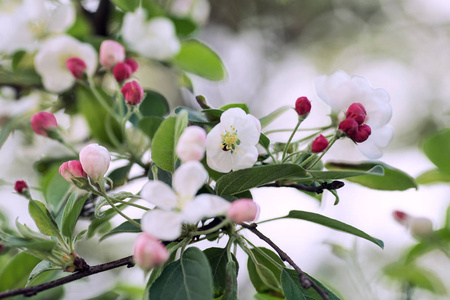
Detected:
left=422, top=129, right=450, bottom=175
left=149, top=247, right=213, bottom=300
left=28, top=199, right=61, bottom=238
left=138, top=116, right=163, bottom=140
left=26, top=260, right=58, bottom=287
left=220, top=103, right=250, bottom=114
left=61, top=193, right=90, bottom=237
left=416, top=168, right=450, bottom=185
left=222, top=260, right=238, bottom=300
left=284, top=210, right=384, bottom=248
left=311, top=164, right=384, bottom=180
left=99, top=219, right=141, bottom=241
left=110, top=0, right=139, bottom=11
left=203, top=247, right=239, bottom=298
left=108, top=164, right=133, bottom=187
left=247, top=247, right=284, bottom=294
left=260, top=106, right=291, bottom=129
left=129, top=90, right=170, bottom=126
left=0, top=252, right=41, bottom=292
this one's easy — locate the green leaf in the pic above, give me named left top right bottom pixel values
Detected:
left=416, top=168, right=450, bottom=185
left=138, top=116, right=163, bottom=140
left=384, top=263, right=447, bottom=294
left=259, top=133, right=270, bottom=149
left=223, top=261, right=238, bottom=300
left=203, top=248, right=239, bottom=298
left=260, top=106, right=291, bottom=129
left=108, top=164, right=133, bottom=187
left=422, top=129, right=450, bottom=175
left=215, top=164, right=307, bottom=196
left=254, top=293, right=285, bottom=300
left=0, top=67, right=41, bottom=86
left=0, top=232, right=56, bottom=252
left=28, top=200, right=61, bottom=238
left=324, top=162, right=417, bottom=190
left=284, top=210, right=384, bottom=248
left=38, top=163, right=72, bottom=214
left=0, top=252, right=41, bottom=291
left=99, top=219, right=141, bottom=241
left=281, top=268, right=342, bottom=300
left=26, top=260, right=57, bottom=287
left=311, top=164, right=384, bottom=180
left=151, top=116, right=177, bottom=172
left=61, top=193, right=90, bottom=237
left=247, top=247, right=284, bottom=294
left=172, top=17, right=197, bottom=37
left=220, top=103, right=250, bottom=114
left=174, top=107, right=211, bottom=125
left=173, top=40, right=226, bottom=81
left=110, top=0, right=139, bottom=11
left=149, top=247, right=213, bottom=300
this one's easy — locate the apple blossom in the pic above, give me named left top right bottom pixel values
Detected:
left=121, top=9, right=180, bottom=60
left=311, top=135, right=329, bottom=153
left=79, top=143, right=111, bottom=182
left=99, top=40, right=125, bottom=69
left=392, top=210, right=433, bottom=238
left=31, top=112, right=58, bottom=136
left=113, top=62, right=133, bottom=82
left=133, top=233, right=169, bottom=271
left=66, top=57, right=87, bottom=79
left=206, top=108, right=261, bottom=173
left=14, top=180, right=28, bottom=194
left=315, top=70, right=393, bottom=159
left=34, top=35, right=97, bottom=93
left=140, top=161, right=231, bottom=240
left=176, top=126, right=207, bottom=162
left=59, top=160, right=87, bottom=183
left=121, top=81, right=144, bottom=106
left=227, top=199, right=259, bottom=224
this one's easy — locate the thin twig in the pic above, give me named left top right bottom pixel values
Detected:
left=241, top=223, right=330, bottom=300
left=0, top=256, right=134, bottom=299
left=262, top=181, right=344, bottom=194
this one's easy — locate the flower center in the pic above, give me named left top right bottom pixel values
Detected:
left=220, top=126, right=240, bottom=153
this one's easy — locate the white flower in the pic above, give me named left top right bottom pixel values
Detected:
left=140, top=161, right=230, bottom=240
left=314, top=70, right=393, bottom=159
left=0, top=0, right=75, bottom=54
left=121, top=9, right=180, bottom=60
left=34, top=35, right=97, bottom=93
left=206, top=108, right=261, bottom=173
left=176, top=126, right=207, bottom=162
left=170, top=0, right=211, bottom=25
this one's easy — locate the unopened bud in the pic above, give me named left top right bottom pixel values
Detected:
left=338, top=118, right=358, bottom=137
left=410, top=217, right=433, bottom=238
left=351, top=124, right=371, bottom=143
left=133, top=233, right=169, bottom=271
left=311, top=134, right=328, bottom=153
left=99, top=40, right=125, bottom=69
left=79, top=143, right=111, bottom=182
left=59, top=160, right=87, bottom=183
left=66, top=57, right=87, bottom=79
left=227, top=199, right=259, bottom=224
left=113, top=62, right=132, bottom=82
left=295, top=97, right=311, bottom=117
left=346, top=103, right=367, bottom=125
left=121, top=80, right=144, bottom=106
left=31, top=112, right=58, bottom=136
left=125, top=58, right=139, bottom=72
left=176, top=126, right=207, bottom=162
left=14, top=180, right=28, bottom=194
left=392, top=210, right=410, bottom=226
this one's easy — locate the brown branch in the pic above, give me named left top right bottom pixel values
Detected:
left=241, top=223, right=330, bottom=300
left=0, top=256, right=134, bottom=299
left=262, top=180, right=344, bottom=194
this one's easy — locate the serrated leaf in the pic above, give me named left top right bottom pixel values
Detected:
left=28, top=200, right=61, bottom=239
left=324, top=162, right=417, bottom=190
left=61, top=193, right=90, bottom=237
left=173, top=40, right=226, bottom=81
left=99, top=219, right=141, bottom=241
left=422, top=129, right=450, bottom=175
left=247, top=247, right=284, bottom=294
left=149, top=247, right=213, bottom=300
left=260, top=106, right=291, bottom=129
left=284, top=210, right=384, bottom=248
left=203, top=248, right=239, bottom=298
left=0, top=252, right=41, bottom=291
left=215, top=164, right=307, bottom=196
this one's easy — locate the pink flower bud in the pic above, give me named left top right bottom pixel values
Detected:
left=311, top=134, right=329, bottom=153
left=14, top=180, right=28, bottom=194
left=99, top=40, right=125, bottom=69
left=227, top=199, right=259, bottom=224
left=351, top=124, right=371, bottom=143
left=133, top=233, right=169, bottom=271
left=66, top=57, right=87, bottom=79
left=338, top=118, right=358, bottom=136
left=121, top=80, right=144, bottom=105
left=125, top=58, right=139, bottom=72
left=176, top=126, right=207, bottom=162
left=31, top=112, right=58, bottom=136
left=295, top=97, right=311, bottom=116
left=59, top=160, right=87, bottom=183
left=113, top=62, right=132, bottom=82
left=79, top=143, right=111, bottom=182
left=410, top=217, right=433, bottom=238
left=392, top=210, right=410, bottom=226
left=346, top=103, right=367, bottom=125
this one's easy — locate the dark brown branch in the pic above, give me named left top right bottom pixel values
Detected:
left=241, top=223, right=330, bottom=300
left=262, top=180, right=344, bottom=194
left=0, top=256, right=134, bottom=299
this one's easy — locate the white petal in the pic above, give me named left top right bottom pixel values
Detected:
left=173, top=161, right=208, bottom=197
left=357, top=138, right=383, bottom=159
left=141, top=181, right=178, bottom=210
left=182, top=194, right=231, bottom=223
left=372, top=125, right=394, bottom=148
left=206, top=124, right=233, bottom=173
left=141, top=210, right=183, bottom=241
left=232, top=144, right=259, bottom=170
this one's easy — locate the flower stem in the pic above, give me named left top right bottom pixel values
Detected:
left=189, top=219, right=230, bottom=236
left=305, top=135, right=337, bottom=170
left=282, top=119, right=303, bottom=162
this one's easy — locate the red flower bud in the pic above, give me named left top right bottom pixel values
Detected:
left=351, top=124, right=371, bottom=143
left=66, top=57, right=87, bottom=79
left=125, top=58, right=139, bottom=73
left=121, top=80, right=144, bottom=105
left=392, top=210, right=409, bottom=225
left=346, top=103, right=367, bottom=125
left=113, top=62, right=132, bottom=82
left=311, top=134, right=329, bottom=153
left=295, top=96, right=311, bottom=116
left=338, top=118, right=358, bottom=136
left=14, top=180, right=28, bottom=194
left=59, top=160, right=87, bottom=183
left=31, top=112, right=58, bottom=136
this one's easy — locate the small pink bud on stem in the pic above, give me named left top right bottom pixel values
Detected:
left=227, top=199, right=259, bottom=224
left=113, top=62, right=132, bottom=82
left=311, top=135, right=329, bottom=153
left=14, top=180, right=28, bottom=194
left=31, top=112, right=58, bottom=137
left=59, top=160, right=87, bottom=183
left=66, top=57, right=87, bottom=79
left=121, top=81, right=144, bottom=105
left=392, top=210, right=433, bottom=239
left=295, top=96, right=311, bottom=118
left=99, top=40, right=126, bottom=70
left=79, top=143, right=111, bottom=182
left=176, top=126, right=207, bottom=162
left=125, top=58, right=139, bottom=72
left=345, top=103, right=367, bottom=125
left=133, top=233, right=169, bottom=271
